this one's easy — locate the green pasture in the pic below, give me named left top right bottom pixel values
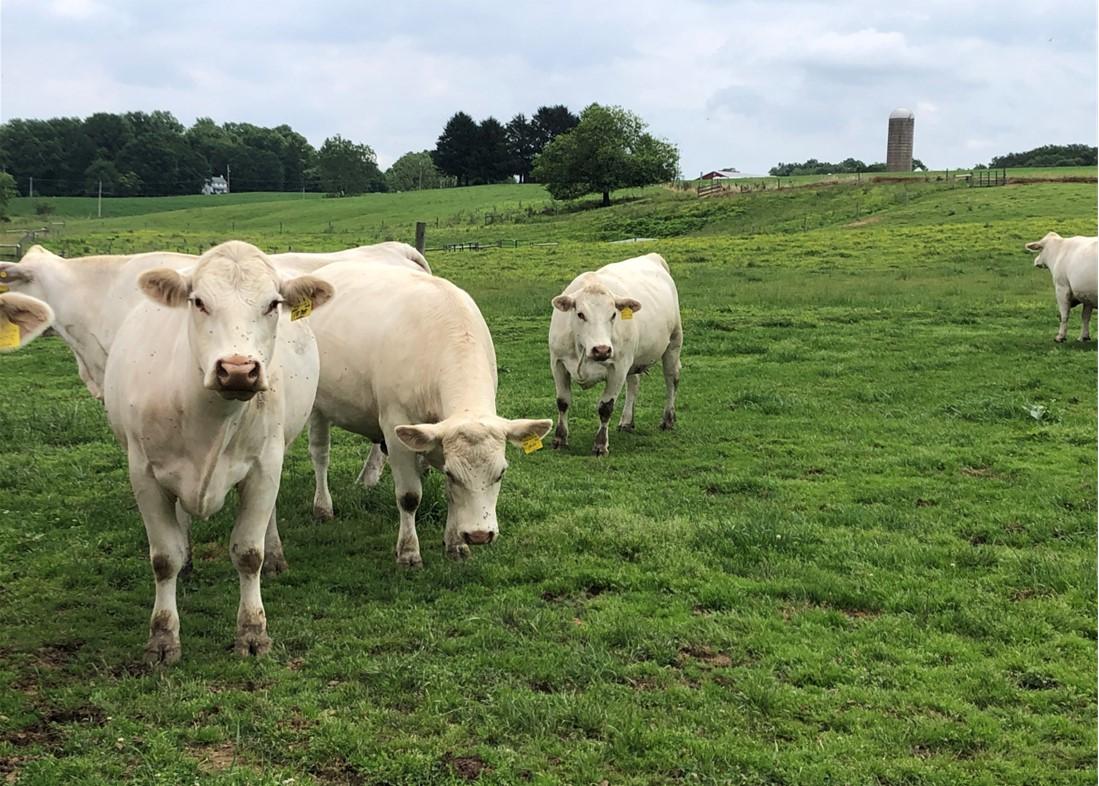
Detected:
left=0, top=178, right=1095, bottom=785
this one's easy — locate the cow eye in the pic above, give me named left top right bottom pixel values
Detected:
left=192, top=297, right=208, bottom=314
left=444, top=469, right=460, bottom=485
left=577, top=312, right=587, bottom=321
left=495, top=467, right=506, bottom=483
left=265, top=298, right=282, bottom=315
left=610, top=312, right=616, bottom=322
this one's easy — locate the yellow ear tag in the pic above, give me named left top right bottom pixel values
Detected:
left=290, top=298, right=313, bottom=321
left=520, top=435, right=543, bottom=454
left=0, top=317, right=20, bottom=350
left=0, top=284, right=8, bottom=294
left=620, top=307, right=634, bottom=320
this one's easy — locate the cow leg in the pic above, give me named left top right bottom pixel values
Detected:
left=660, top=331, right=683, bottom=430
left=174, top=501, right=193, bottom=579
left=231, top=464, right=280, bottom=658
left=1080, top=303, right=1093, bottom=341
left=552, top=359, right=572, bottom=449
left=1055, top=288, right=1071, bottom=342
left=356, top=443, right=387, bottom=488
left=308, top=410, right=335, bottom=520
left=618, top=374, right=640, bottom=431
left=130, top=457, right=186, bottom=666
left=593, top=368, right=628, bottom=456
left=262, top=505, right=288, bottom=575
left=386, top=435, right=424, bottom=567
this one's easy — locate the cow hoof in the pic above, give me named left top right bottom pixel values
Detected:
left=446, top=543, right=471, bottom=560
left=234, top=628, right=272, bottom=658
left=144, top=633, right=181, bottom=666
left=263, top=551, right=289, bottom=576
left=1080, top=337, right=1091, bottom=343
left=618, top=422, right=635, bottom=432
left=396, top=552, right=424, bottom=569
left=1055, top=335, right=1066, bottom=343
left=552, top=437, right=568, bottom=449
left=592, top=445, right=609, bottom=457
left=312, top=505, right=334, bottom=522
left=660, top=412, right=677, bottom=430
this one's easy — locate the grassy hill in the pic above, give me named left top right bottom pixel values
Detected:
left=0, top=173, right=1095, bottom=784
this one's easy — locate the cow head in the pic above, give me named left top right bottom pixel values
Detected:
left=0, top=292, right=55, bottom=351
left=1025, top=232, right=1063, bottom=269
left=139, top=241, right=333, bottom=401
left=395, top=415, right=552, bottom=553
left=552, top=283, right=641, bottom=365
left=0, top=247, right=59, bottom=301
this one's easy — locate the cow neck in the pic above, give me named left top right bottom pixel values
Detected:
left=33, top=256, right=113, bottom=381
left=436, top=334, right=497, bottom=420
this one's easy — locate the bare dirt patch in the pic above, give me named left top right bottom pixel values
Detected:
left=444, top=753, right=490, bottom=781
left=677, top=645, right=732, bottom=668
left=845, top=216, right=883, bottom=228
left=189, top=741, right=238, bottom=774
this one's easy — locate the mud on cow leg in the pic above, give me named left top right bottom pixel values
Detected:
left=593, top=398, right=614, bottom=456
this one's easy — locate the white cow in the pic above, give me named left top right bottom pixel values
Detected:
left=306, top=262, right=552, bottom=565
left=1025, top=232, right=1099, bottom=342
left=0, top=246, right=197, bottom=400
left=272, top=242, right=431, bottom=276
left=103, top=241, right=333, bottom=664
left=549, top=253, right=682, bottom=456
left=0, top=292, right=55, bottom=351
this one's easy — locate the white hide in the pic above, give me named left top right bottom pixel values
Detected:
left=103, top=241, right=332, bottom=664
left=305, top=262, right=551, bottom=564
left=548, top=253, right=683, bottom=455
left=1026, top=232, right=1099, bottom=342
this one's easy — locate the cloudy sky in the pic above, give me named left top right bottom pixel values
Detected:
left=2, top=0, right=1095, bottom=175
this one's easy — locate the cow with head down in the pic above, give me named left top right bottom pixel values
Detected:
left=1025, top=232, right=1098, bottom=343
left=549, top=253, right=683, bottom=456
left=305, top=261, right=552, bottom=565
left=103, top=241, right=333, bottom=664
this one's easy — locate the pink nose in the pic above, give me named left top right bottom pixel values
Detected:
left=215, top=355, right=260, bottom=391
left=590, top=345, right=613, bottom=361
left=463, top=530, right=496, bottom=546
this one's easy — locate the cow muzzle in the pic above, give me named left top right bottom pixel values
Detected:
left=212, top=354, right=265, bottom=400
left=462, top=530, right=497, bottom=546
left=589, top=345, right=613, bottom=362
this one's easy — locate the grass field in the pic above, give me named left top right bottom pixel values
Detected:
left=0, top=178, right=1095, bottom=784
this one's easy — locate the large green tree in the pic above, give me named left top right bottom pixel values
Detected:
left=532, top=104, right=678, bottom=206
left=317, top=135, right=384, bottom=195
left=0, top=172, right=16, bottom=221
left=505, top=114, right=538, bottom=183
left=432, top=112, right=480, bottom=186
left=385, top=151, right=442, bottom=191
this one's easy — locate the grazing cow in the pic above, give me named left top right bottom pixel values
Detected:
left=103, top=241, right=332, bottom=664
left=549, top=253, right=682, bottom=456
left=0, top=293, right=55, bottom=351
left=1026, top=232, right=1099, bottom=342
left=306, top=262, right=552, bottom=564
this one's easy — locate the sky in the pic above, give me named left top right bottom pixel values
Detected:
left=1, top=0, right=1096, bottom=176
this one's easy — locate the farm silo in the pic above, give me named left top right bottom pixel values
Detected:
left=886, top=108, right=915, bottom=172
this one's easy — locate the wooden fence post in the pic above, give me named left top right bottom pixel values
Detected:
left=415, top=222, right=426, bottom=254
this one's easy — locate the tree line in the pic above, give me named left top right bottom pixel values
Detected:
left=0, top=103, right=679, bottom=207
left=987, top=144, right=1096, bottom=168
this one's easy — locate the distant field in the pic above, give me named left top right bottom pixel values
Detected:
left=0, top=177, right=1095, bottom=785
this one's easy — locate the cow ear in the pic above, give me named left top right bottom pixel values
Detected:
left=1024, top=241, right=1043, bottom=252
left=395, top=424, right=441, bottom=454
left=0, top=293, right=54, bottom=351
left=0, top=262, right=34, bottom=287
left=139, top=268, right=191, bottom=307
left=552, top=294, right=574, bottom=312
left=501, top=417, right=553, bottom=448
left=281, top=275, right=334, bottom=313
left=615, top=297, right=641, bottom=313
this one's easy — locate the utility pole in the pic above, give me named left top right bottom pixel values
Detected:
left=226, top=164, right=231, bottom=193
left=28, top=176, right=33, bottom=198
left=98, top=179, right=102, bottom=218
